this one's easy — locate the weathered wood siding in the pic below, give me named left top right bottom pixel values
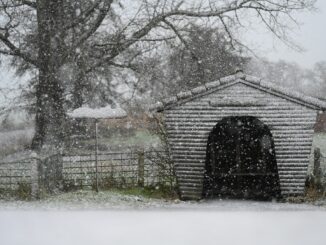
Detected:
left=165, top=82, right=317, bottom=200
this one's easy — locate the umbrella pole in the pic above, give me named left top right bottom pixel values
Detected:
left=95, top=119, right=99, bottom=192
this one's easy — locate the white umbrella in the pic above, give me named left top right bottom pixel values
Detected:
left=68, top=105, right=127, bottom=192
left=67, top=105, right=127, bottom=119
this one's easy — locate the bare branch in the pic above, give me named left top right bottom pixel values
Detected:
left=87, top=0, right=315, bottom=72
left=107, top=61, right=139, bottom=71
left=21, top=0, right=36, bottom=8
left=73, top=0, right=114, bottom=48
left=163, top=19, right=200, bottom=62
left=0, top=0, right=36, bottom=9
left=63, top=0, right=104, bottom=31
left=0, top=34, right=38, bottom=67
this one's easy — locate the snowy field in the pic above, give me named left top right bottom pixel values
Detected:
left=0, top=191, right=325, bottom=245
left=1, top=211, right=326, bottom=245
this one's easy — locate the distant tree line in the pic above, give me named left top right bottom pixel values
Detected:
left=246, top=59, right=326, bottom=100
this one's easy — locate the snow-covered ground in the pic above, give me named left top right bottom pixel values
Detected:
left=0, top=191, right=325, bottom=245
left=1, top=210, right=325, bottom=245
left=0, top=190, right=325, bottom=211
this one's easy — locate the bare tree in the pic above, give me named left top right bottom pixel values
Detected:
left=0, top=0, right=114, bottom=149
left=0, top=0, right=316, bottom=150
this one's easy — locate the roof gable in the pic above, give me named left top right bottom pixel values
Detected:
left=151, top=72, right=326, bottom=112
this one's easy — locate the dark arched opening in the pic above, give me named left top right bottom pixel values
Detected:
left=203, top=116, right=281, bottom=200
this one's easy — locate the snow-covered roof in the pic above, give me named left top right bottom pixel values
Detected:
left=150, top=71, right=326, bottom=112
left=67, top=106, right=127, bottom=119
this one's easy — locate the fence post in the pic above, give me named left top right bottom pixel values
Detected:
left=9, top=168, right=12, bottom=190
left=95, top=119, right=99, bottom=192
left=138, top=149, right=145, bottom=187
left=313, top=148, right=321, bottom=179
left=30, top=157, right=40, bottom=199
left=55, top=154, right=64, bottom=191
left=314, top=148, right=322, bottom=184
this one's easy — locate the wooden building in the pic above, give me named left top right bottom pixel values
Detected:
left=151, top=72, right=326, bottom=200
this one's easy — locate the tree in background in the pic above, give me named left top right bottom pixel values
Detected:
left=167, top=24, right=248, bottom=91
left=0, top=0, right=317, bottom=150
left=313, top=61, right=326, bottom=99
left=131, top=24, right=248, bottom=102
left=246, top=59, right=326, bottom=99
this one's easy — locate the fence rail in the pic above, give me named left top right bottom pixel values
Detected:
left=0, top=150, right=175, bottom=198
left=0, top=160, right=35, bottom=190
left=0, top=147, right=325, bottom=199
left=62, top=150, right=174, bottom=190
left=0, top=158, right=39, bottom=199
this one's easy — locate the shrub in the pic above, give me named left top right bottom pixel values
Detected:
left=305, top=175, right=325, bottom=201
left=15, top=182, right=32, bottom=200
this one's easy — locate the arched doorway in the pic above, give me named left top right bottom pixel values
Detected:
left=203, top=116, right=281, bottom=200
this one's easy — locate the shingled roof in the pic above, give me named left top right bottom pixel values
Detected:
left=150, top=71, right=326, bottom=112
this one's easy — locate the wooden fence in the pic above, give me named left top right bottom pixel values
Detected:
left=0, top=160, right=32, bottom=189
left=62, top=150, right=175, bottom=190
left=0, top=150, right=175, bottom=198
left=313, top=148, right=326, bottom=184
left=0, top=148, right=325, bottom=198
left=0, top=158, right=39, bottom=197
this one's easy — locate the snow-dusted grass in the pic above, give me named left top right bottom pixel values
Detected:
left=0, top=190, right=171, bottom=211
left=0, top=190, right=325, bottom=211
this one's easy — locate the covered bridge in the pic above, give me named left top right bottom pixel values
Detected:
left=151, top=71, right=326, bottom=200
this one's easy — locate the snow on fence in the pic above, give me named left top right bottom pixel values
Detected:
left=62, top=150, right=175, bottom=190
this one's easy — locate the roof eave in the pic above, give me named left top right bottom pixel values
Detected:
left=150, top=72, right=326, bottom=112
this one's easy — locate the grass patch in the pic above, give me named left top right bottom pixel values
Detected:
left=305, top=186, right=325, bottom=202
left=104, top=130, right=160, bottom=147
left=287, top=177, right=326, bottom=203
left=0, top=182, right=32, bottom=200
left=304, top=176, right=325, bottom=201
left=110, top=186, right=178, bottom=200
left=62, top=178, right=178, bottom=200
left=65, top=129, right=161, bottom=154
left=15, top=182, right=32, bottom=200
left=80, top=130, right=160, bottom=147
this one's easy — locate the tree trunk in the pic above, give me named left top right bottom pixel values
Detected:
left=72, top=57, right=86, bottom=110
left=31, top=0, right=66, bottom=150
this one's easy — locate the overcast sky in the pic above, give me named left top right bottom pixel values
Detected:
left=0, top=0, right=325, bottom=95
left=246, top=0, right=326, bottom=68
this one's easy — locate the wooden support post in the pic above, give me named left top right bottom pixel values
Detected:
left=55, top=154, right=63, bottom=191
left=30, top=157, right=40, bottom=199
left=314, top=148, right=322, bottom=185
left=9, top=168, right=12, bottom=190
left=138, top=149, right=145, bottom=187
